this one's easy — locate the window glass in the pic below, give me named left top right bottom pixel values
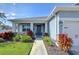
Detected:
left=59, top=21, right=63, bottom=33
left=22, top=23, right=30, bottom=31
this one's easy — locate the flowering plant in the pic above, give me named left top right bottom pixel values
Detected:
left=57, top=33, right=73, bottom=52
left=0, top=31, right=14, bottom=41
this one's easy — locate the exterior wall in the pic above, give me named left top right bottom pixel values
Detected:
left=59, top=11, right=79, bottom=19
left=49, top=16, right=57, bottom=41
left=58, top=11, right=79, bottom=33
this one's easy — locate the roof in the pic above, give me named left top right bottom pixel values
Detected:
left=46, top=6, right=79, bottom=21
left=9, top=16, right=48, bottom=22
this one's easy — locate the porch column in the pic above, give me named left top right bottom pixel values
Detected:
left=15, top=24, right=19, bottom=32
left=45, top=22, right=48, bottom=33
left=19, top=24, right=22, bottom=32
left=31, top=22, right=33, bottom=31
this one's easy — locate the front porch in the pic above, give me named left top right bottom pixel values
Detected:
left=13, top=22, right=48, bottom=37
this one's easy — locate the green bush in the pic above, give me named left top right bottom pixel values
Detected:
left=14, top=34, right=32, bottom=42
left=14, top=34, right=21, bottom=41
left=21, top=35, right=32, bottom=42
left=43, top=36, right=54, bottom=46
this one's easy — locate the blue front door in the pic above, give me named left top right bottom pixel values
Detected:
left=36, top=25, right=42, bottom=37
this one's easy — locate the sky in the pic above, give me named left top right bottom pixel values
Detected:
left=0, top=3, right=73, bottom=26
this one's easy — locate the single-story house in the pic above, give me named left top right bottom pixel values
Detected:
left=9, top=6, right=79, bottom=48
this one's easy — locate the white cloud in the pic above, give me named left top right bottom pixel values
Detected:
left=11, top=13, right=16, bottom=16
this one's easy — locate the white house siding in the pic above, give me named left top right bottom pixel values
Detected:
left=49, top=17, right=56, bottom=41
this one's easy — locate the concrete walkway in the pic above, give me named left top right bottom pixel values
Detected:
left=30, top=39, right=48, bottom=55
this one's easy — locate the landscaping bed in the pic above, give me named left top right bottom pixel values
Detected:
left=43, top=36, right=69, bottom=55
left=44, top=41, right=68, bottom=55
left=0, top=42, right=33, bottom=55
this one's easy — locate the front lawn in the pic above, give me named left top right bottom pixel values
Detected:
left=0, top=42, right=33, bottom=55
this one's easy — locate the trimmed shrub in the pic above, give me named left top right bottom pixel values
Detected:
left=14, top=34, right=32, bottom=42
left=57, top=33, right=73, bottom=52
left=21, top=35, right=32, bottom=42
left=13, top=34, right=21, bottom=42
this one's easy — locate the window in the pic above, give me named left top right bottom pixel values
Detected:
left=59, top=21, right=63, bottom=33
left=22, top=23, right=30, bottom=31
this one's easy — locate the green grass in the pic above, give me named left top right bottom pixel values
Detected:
left=0, top=42, right=33, bottom=55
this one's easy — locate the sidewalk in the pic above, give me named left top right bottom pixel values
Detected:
left=30, top=39, right=48, bottom=55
